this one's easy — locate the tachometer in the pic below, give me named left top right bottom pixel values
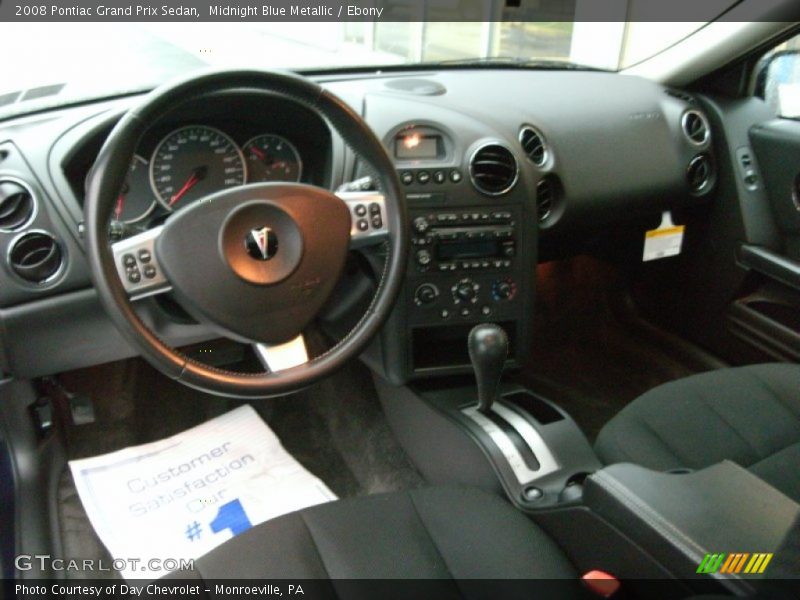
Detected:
left=242, top=134, right=302, bottom=183
left=112, top=154, right=155, bottom=224
left=150, top=125, right=246, bottom=211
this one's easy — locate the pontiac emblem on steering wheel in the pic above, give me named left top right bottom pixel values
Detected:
left=245, top=226, right=278, bottom=261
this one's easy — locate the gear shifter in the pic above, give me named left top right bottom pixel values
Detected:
left=468, top=324, right=509, bottom=414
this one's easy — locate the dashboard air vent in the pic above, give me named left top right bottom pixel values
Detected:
left=519, top=126, right=548, bottom=166
left=536, top=176, right=560, bottom=223
left=469, top=143, right=518, bottom=196
left=0, top=180, right=36, bottom=231
left=682, top=110, right=710, bottom=145
left=9, top=231, right=63, bottom=283
left=687, top=154, right=713, bottom=193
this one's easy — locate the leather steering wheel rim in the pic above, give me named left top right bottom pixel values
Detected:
left=84, top=69, right=407, bottom=398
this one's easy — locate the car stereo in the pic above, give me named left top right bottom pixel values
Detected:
left=411, top=210, right=516, bottom=274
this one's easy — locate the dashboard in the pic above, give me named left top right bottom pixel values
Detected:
left=0, top=68, right=719, bottom=383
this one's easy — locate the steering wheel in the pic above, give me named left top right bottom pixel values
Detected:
left=84, top=69, right=407, bottom=398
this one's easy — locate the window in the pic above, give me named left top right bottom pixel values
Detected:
left=757, top=32, right=800, bottom=119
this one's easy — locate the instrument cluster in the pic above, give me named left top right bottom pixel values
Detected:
left=114, top=125, right=303, bottom=225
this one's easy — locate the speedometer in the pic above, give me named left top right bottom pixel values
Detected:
left=149, top=125, right=246, bottom=211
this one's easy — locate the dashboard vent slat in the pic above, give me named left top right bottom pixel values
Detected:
left=687, top=154, right=713, bottom=193
left=0, top=180, right=36, bottom=231
left=682, top=110, right=710, bottom=145
left=536, top=176, right=561, bottom=223
left=666, top=89, right=696, bottom=104
left=469, top=144, right=518, bottom=196
left=519, top=126, right=548, bottom=166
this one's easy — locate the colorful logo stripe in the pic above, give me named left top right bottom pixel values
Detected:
left=697, top=553, right=773, bottom=574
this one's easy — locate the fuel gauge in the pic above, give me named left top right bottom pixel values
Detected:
left=243, top=135, right=302, bottom=183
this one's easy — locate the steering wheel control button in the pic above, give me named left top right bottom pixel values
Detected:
left=371, top=215, right=383, bottom=229
left=143, top=264, right=157, bottom=279
left=369, top=202, right=381, bottom=216
left=417, top=171, right=430, bottom=184
left=357, top=219, right=369, bottom=232
left=137, top=249, right=152, bottom=263
left=449, top=169, right=463, bottom=183
left=354, top=204, right=367, bottom=217
left=122, top=254, right=136, bottom=268
left=127, top=269, right=141, bottom=284
left=244, top=226, right=279, bottom=261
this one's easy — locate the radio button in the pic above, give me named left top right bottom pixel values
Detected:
left=415, top=249, right=432, bottom=266
left=502, top=243, right=516, bottom=257
left=481, top=305, right=492, bottom=317
left=413, top=217, right=430, bottom=233
left=440, top=308, right=451, bottom=320
left=459, top=307, right=472, bottom=318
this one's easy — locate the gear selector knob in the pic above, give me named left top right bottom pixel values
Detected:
left=468, top=323, right=509, bottom=414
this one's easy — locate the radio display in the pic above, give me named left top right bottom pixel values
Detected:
left=395, top=134, right=440, bottom=159
left=437, top=240, right=499, bottom=260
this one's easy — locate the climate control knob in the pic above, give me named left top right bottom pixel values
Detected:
left=452, top=278, right=479, bottom=304
left=492, top=278, right=517, bottom=301
left=414, top=283, right=440, bottom=306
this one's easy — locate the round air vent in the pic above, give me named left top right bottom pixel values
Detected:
left=0, top=179, right=36, bottom=232
left=687, top=154, right=714, bottom=193
left=9, top=231, right=63, bottom=283
left=536, top=176, right=561, bottom=223
left=469, top=143, right=518, bottom=196
left=519, top=126, right=548, bottom=167
left=682, top=110, right=710, bottom=145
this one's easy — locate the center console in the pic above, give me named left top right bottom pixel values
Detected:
left=368, top=129, right=536, bottom=385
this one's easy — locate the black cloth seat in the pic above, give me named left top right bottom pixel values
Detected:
left=164, top=486, right=577, bottom=589
left=595, top=363, right=800, bottom=503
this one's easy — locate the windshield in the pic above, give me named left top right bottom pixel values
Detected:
left=0, top=21, right=707, bottom=119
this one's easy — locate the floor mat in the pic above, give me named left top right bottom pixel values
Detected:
left=69, top=405, right=335, bottom=580
left=55, top=348, right=424, bottom=579
left=513, top=257, right=722, bottom=443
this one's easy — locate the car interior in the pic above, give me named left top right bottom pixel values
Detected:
left=2, top=5, right=800, bottom=599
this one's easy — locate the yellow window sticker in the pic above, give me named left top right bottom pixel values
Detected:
left=643, top=211, right=685, bottom=262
